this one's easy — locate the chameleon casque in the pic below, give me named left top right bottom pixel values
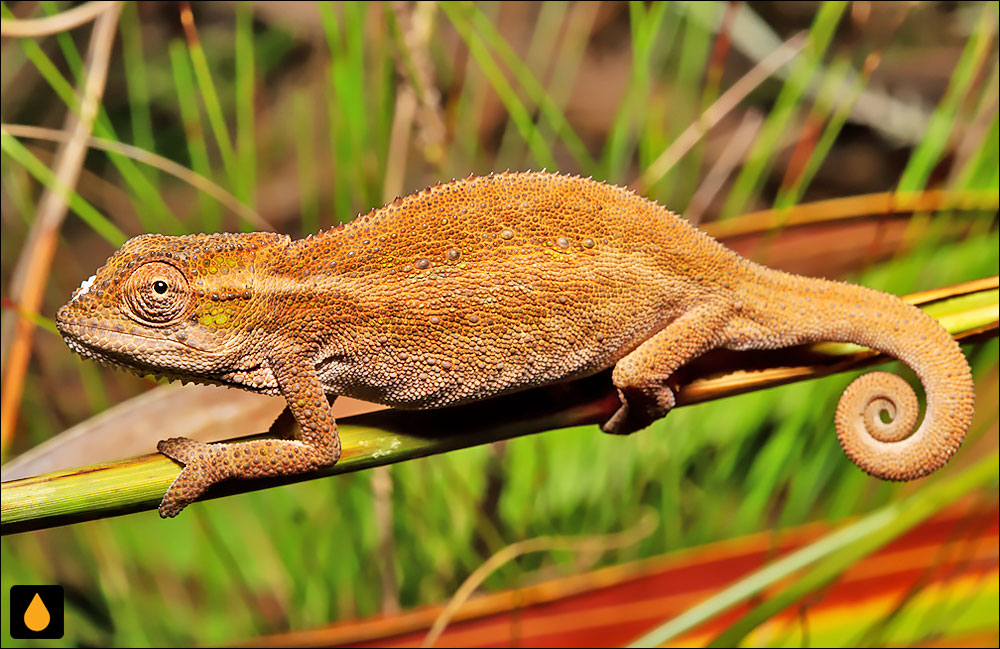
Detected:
left=56, top=171, right=975, bottom=517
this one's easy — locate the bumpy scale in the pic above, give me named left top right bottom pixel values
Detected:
left=56, top=172, right=976, bottom=517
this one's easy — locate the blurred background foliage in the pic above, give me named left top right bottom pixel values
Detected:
left=1, top=1, right=997, bottom=647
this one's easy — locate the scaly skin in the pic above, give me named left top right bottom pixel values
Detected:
left=56, top=171, right=975, bottom=517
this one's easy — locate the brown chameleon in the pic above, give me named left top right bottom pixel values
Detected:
left=56, top=171, right=975, bottom=517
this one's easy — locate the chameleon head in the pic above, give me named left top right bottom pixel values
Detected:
left=56, top=231, right=289, bottom=385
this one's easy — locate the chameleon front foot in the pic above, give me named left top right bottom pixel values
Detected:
left=157, top=432, right=342, bottom=517
left=157, top=437, right=233, bottom=517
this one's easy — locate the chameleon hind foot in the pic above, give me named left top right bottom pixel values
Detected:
left=601, top=385, right=676, bottom=436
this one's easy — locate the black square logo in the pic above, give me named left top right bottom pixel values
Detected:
left=9, top=585, right=64, bottom=639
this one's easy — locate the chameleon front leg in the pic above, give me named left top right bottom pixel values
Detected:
left=603, top=306, right=728, bottom=436
left=157, top=358, right=342, bottom=517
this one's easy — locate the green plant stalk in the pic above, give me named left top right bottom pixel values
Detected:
left=955, top=59, right=1000, bottom=192
left=710, top=449, right=1000, bottom=646
left=441, top=2, right=503, bottom=175
left=546, top=1, right=599, bottom=126
left=953, top=110, right=999, bottom=193
left=342, top=1, right=375, bottom=204
left=0, top=3, right=77, bottom=107
left=1, top=124, right=272, bottom=229
left=492, top=0, right=568, bottom=170
left=319, top=2, right=363, bottom=222
left=1, top=150, right=39, bottom=227
left=632, top=3, right=680, bottom=193
left=3, top=282, right=995, bottom=534
left=319, top=2, right=377, bottom=211
left=629, top=449, right=999, bottom=648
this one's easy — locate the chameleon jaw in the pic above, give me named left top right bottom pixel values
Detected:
left=56, top=314, right=206, bottom=369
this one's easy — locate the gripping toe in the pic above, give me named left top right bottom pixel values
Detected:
left=157, top=437, right=229, bottom=518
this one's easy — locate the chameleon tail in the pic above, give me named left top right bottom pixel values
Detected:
left=756, top=272, right=975, bottom=480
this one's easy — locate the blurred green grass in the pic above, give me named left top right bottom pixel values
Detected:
left=1, top=1, right=998, bottom=647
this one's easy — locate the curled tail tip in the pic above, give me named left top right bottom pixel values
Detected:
left=834, top=369, right=972, bottom=481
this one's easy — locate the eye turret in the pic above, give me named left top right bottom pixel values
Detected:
left=124, top=261, right=190, bottom=325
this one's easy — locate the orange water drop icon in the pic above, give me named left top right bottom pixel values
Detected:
left=24, top=592, right=51, bottom=632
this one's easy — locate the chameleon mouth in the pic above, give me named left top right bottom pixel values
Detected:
left=60, top=321, right=160, bottom=366
left=58, top=321, right=229, bottom=388
left=59, top=320, right=266, bottom=392
left=56, top=318, right=210, bottom=371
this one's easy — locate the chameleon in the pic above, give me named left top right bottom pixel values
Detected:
left=56, top=171, right=975, bottom=518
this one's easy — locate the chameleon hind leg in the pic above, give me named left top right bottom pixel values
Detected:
left=157, top=358, right=342, bottom=517
left=603, top=306, right=727, bottom=436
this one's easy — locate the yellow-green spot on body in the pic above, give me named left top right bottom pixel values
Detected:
left=215, top=313, right=228, bottom=325
left=227, top=258, right=237, bottom=267
left=208, top=266, right=217, bottom=274
left=200, top=315, right=214, bottom=326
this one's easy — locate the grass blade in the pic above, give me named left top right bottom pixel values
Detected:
left=439, top=2, right=559, bottom=171
left=462, top=2, right=597, bottom=174
left=169, top=40, right=222, bottom=233
left=706, top=451, right=999, bottom=647
left=1, top=126, right=125, bottom=246
left=721, top=0, right=848, bottom=218
left=178, top=3, right=242, bottom=200
left=234, top=0, right=256, bottom=212
left=118, top=2, right=157, bottom=181
left=899, top=5, right=996, bottom=192
left=629, top=450, right=999, bottom=647
left=602, top=1, right=669, bottom=182
left=0, top=3, right=185, bottom=234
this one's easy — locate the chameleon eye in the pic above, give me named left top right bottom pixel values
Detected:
left=124, top=261, right=189, bottom=325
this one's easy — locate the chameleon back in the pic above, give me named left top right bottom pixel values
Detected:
left=285, top=172, right=729, bottom=407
